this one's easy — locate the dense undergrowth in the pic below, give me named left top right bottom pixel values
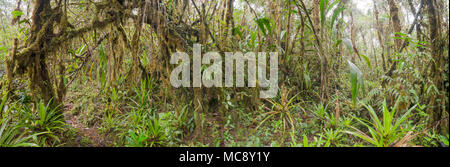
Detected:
left=0, top=0, right=449, bottom=147
left=1, top=54, right=448, bottom=147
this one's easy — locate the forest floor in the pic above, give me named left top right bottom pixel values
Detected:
left=61, top=85, right=111, bottom=147
left=63, top=107, right=106, bottom=147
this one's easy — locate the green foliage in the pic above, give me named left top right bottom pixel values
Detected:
left=97, top=44, right=107, bottom=89
left=11, top=10, right=23, bottom=19
left=0, top=95, right=45, bottom=147
left=0, top=92, right=7, bottom=114
left=323, top=128, right=343, bottom=146
left=255, top=17, right=272, bottom=36
left=132, top=78, right=154, bottom=108
left=312, top=102, right=328, bottom=121
left=320, top=0, right=343, bottom=29
left=232, top=26, right=244, bottom=39
left=439, top=134, right=449, bottom=147
left=19, top=100, right=65, bottom=145
left=1, top=116, right=42, bottom=147
left=125, top=112, right=167, bottom=147
left=301, top=134, right=330, bottom=147
left=125, top=129, right=148, bottom=147
left=330, top=5, right=345, bottom=29
left=255, top=91, right=299, bottom=135
left=303, top=64, right=312, bottom=90
left=0, top=46, right=6, bottom=63
left=347, top=60, right=364, bottom=106
left=0, top=0, right=446, bottom=148
left=360, top=55, right=372, bottom=69
left=346, top=99, right=417, bottom=147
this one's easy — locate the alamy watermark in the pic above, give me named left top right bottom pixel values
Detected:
left=170, top=44, right=279, bottom=98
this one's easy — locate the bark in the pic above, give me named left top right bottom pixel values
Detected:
left=131, top=13, right=142, bottom=83
left=408, top=0, right=423, bottom=51
left=385, top=0, right=425, bottom=78
left=6, top=0, right=199, bottom=111
left=426, top=0, right=446, bottom=132
left=313, top=0, right=321, bottom=38
left=313, top=0, right=326, bottom=102
left=387, top=0, right=403, bottom=51
left=335, top=2, right=345, bottom=75
left=226, top=0, right=234, bottom=37
left=299, top=9, right=306, bottom=90
left=285, top=1, right=292, bottom=56
left=296, top=0, right=327, bottom=102
left=350, top=10, right=361, bottom=61
left=373, top=0, right=387, bottom=71
left=27, top=0, right=57, bottom=108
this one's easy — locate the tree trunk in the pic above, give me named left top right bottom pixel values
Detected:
left=387, top=0, right=403, bottom=51
left=27, top=0, right=57, bottom=108
left=408, top=0, right=424, bottom=52
left=313, top=0, right=321, bottom=38
left=373, top=0, right=387, bottom=71
left=226, top=0, right=234, bottom=37
left=426, top=0, right=446, bottom=133
left=350, top=10, right=361, bottom=61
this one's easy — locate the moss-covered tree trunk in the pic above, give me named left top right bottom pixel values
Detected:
left=387, top=0, right=402, bottom=51
left=426, top=0, right=447, bottom=134
left=26, top=0, right=57, bottom=108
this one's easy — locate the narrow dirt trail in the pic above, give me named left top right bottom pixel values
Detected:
left=63, top=103, right=107, bottom=147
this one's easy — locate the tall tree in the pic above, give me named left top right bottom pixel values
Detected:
left=387, top=0, right=403, bottom=51
left=426, top=0, right=446, bottom=133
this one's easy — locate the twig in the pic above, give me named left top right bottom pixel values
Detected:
left=293, top=0, right=322, bottom=49
left=243, top=0, right=259, bottom=20
left=66, top=33, right=109, bottom=87
left=385, top=0, right=425, bottom=78
left=190, top=0, right=222, bottom=51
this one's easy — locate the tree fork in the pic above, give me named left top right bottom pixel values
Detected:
left=384, top=0, right=425, bottom=79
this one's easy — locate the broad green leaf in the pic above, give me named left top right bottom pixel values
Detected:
left=11, top=10, right=23, bottom=19
left=320, top=0, right=328, bottom=27
left=330, top=7, right=345, bottom=29
left=361, top=55, right=372, bottom=69
left=348, top=60, right=363, bottom=106
left=255, top=17, right=272, bottom=36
